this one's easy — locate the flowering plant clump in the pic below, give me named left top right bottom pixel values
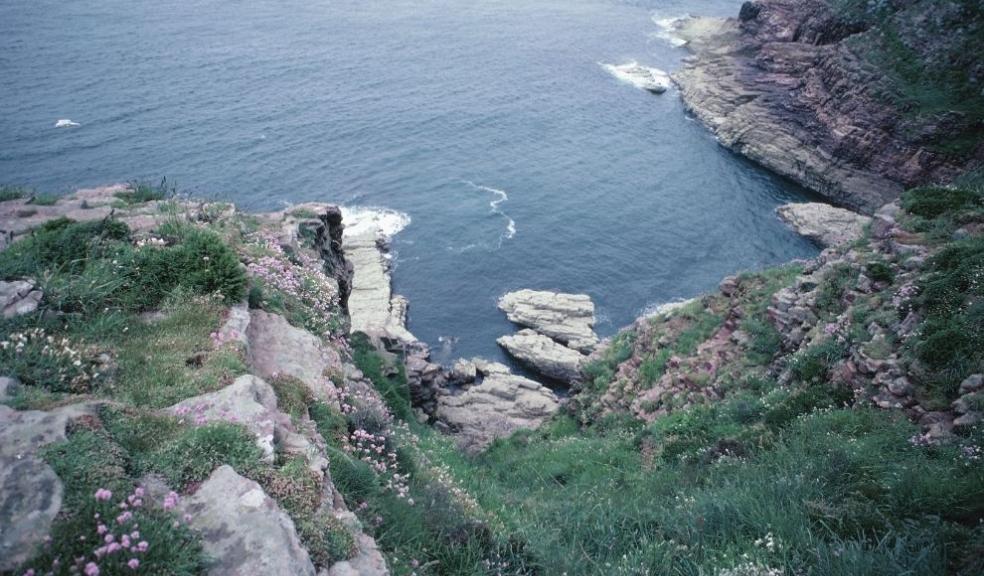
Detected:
left=19, top=486, right=202, bottom=576
left=0, top=328, right=104, bottom=392
left=244, top=230, right=341, bottom=335
left=338, top=386, right=412, bottom=501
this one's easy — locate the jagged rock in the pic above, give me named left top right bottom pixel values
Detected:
left=0, top=376, right=17, bottom=402
left=472, top=357, right=512, bottom=376
left=497, top=329, right=585, bottom=383
left=315, top=206, right=354, bottom=310
left=776, top=203, right=871, bottom=247
left=0, top=279, right=42, bottom=318
left=247, top=310, right=341, bottom=404
left=179, top=465, right=317, bottom=576
left=437, top=372, right=559, bottom=452
left=450, top=359, right=477, bottom=384
left=324, top=533, right=388, bottom=576
left=498, top=290, right=599, bottom=353
left=959, top=374, right=983, bottom=395
left=215, top=303, right=250, bottom=347
left=0, top=403, right=98, bottom=571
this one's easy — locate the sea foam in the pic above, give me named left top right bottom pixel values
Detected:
left=463, top=180, right=517, bottom=243
left=600, top=61, right=671, bottom=93
left=54, top=118, right=80, bottom=128
left=339, top=206, right=411, bottom=240
left=650, top=13, right=688, bottom=47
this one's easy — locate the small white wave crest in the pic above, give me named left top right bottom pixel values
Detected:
left=463, top=180, right=517, bottom=244
left=54, top=119, right=80, bottom=128
left=339, top=205, right=411, bottom=240
left=650, top=13, right=688, bottom=47
left=600, top=61, right=671, bottom=93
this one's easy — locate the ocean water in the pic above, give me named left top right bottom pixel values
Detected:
left=0, top=0, right=819, bottom=365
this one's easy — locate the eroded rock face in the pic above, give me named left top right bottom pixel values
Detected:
left=776, top=202, right=871, bottom=247
left=0, top=403, right=98, bottom=571
left=179, top=465, right=317, bottom=576
left=437, top=372, right=559, bottom=452
left=672, top=0, right=980, bottom=213
left=0, top=279, right=42, bottom=318
left=497, top=329, right=585, bottom=383
left=247, top=310, right=341, bottom=404
left=498, top=290, right=598, bottom=353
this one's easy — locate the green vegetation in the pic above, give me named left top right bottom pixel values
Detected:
left=350, top=331, right=413, bottom=420
left=115, top=178, right=175, bottom=205
left=0, top=184, right=30, bottom=201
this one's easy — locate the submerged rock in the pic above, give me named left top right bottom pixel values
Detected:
left=179, top=465, right=317, bottom=576
left=776, top=203, right=871, bottom=247
left=498, top=289, right=599, bottom=353
left=437, top=372, right=559, bottom=452
left=497, top=329, right=585, bottom=383
left=602, top=62, right=672, bottom=93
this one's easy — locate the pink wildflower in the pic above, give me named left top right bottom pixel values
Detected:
left=97, top=524, right=108, bottom=535
left=128, top=558, right=140, bottom=570
left=84, top=562, right=100, bottom=576
left=94, top=488, right=112, bottom=501
left=136, top=541, right=149, bottom=552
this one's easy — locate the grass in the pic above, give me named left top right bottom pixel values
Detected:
left=350, top=331, right=413, bottom=421
left=115, top=178, right=174, bottom=205
left=0, top=184, right=30, bottom=201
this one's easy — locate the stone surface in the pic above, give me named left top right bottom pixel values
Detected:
left=247, top=310, right=341, bottom=403
left=167, top=375, right=280, bottom=461
left=0, top=279, right=42, bottom=318
left=498, top=289, right=599, bottom=353
left=672, top=1, right=978, bottom=213
left=179, top=465, right=317, bottom=576
left=776, top=203, right=871, bottom=247
left=325, top=532, right=389, bottom=576
left=437, top=372, right=559, bottom=452
left=0, top=403, right=98, bottom=571
left=343, top=223, right=414, bottom=342
left=497, top=329, right=585, bottom=383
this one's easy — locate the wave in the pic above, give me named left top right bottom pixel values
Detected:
left=599, top=61, right=671, bottom=93
left=54, top=119, right=80, bottom=128
left=650, top=13, right=688, bottom=47
left=339, top=205, right=411, bottom=240
left=640, top=297, right=698, bottom=319
left=463, top=180, right=517, bottom=245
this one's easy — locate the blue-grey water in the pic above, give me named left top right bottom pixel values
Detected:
left=0, top=0, right=819, bottom=366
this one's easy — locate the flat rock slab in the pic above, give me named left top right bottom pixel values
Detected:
left=776, top=203, right=871, bottom=247
left=497, top=329, right=585, bottom=383
left=437, top=372, right=559, bottom=452
left=247, top=310, right=340, bottom=403
left=179, top=465, right=316, bottom=576
left=344, top=231, right=414, bottom=342
left=0, top=403, right=98, bottom=571
left=498, top=290, right=598, bottom=353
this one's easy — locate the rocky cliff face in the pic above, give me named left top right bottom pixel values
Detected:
left=674, top=0, right=983, bottom=213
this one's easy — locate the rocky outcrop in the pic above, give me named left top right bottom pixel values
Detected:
left=603, top=62, right=672, bottom=93
left=776, top=202, right=871, bottom=247
left=0, top=403, right=98, bottom=571
left=0, top=279, right=42, bottom=318
left=672, top=0, right=982, bottom=213
left=179, top=465, right=317, bottom=576
left=247, top=310, right=342, bottom=404
left=343, top=218, right=414, bottom=343
left=314, top=206, right=354, bottom=311
left=497, top=329, right=585, bottom=383
left=437, top=362, right=559, bottom=452
left=498, top=290, right=599, bottom=353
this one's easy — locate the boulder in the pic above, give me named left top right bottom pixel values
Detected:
left=179, top=465, right=317, bottom=576
left=497, top=329, right=585, bottom=383
left=247, top=310, right=341, bottom=403
left=0, top=279, right=42, bottom=318
left=167, top=375, right=280, bottom=461
left=497, top=290, right=599, bottom=353
left=449, top=359, right=477, bottom=384
left=776, top=203, right=871, bottom=247
left=437, top=372, right=559, bottom=452
left=0, top=403, right=98, bottom=571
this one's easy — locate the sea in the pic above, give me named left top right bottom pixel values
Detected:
left=0, top=0, right=819, bottom=365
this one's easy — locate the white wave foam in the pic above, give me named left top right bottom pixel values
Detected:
left=54, top=119, right=80, bottom=128
left=339, top=205, right=411, bottom=240
left=641, top=297, right=699, bottom=319
left=600, top=61, right=671, bottom=93
left=650, top=13, right=688, bottom=47
left=463, top=180, right=517, bottom=244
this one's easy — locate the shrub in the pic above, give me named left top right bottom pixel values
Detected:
left=0, top=184, right=29, bottom=201
left=866, top=260, right=894, bottom=284
left=116, top=178, right=174, bottom=205
left=0, top=217, right=130, bottom=278
left=143, top=423, right=263, bottom=488
left=296, top=511, right=357, bottom=567
left=788, top=339, right=847, bottom=385
left=902, top=186, right=983, bottom=219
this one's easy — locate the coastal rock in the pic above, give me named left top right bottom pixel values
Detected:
left=450, top=358, right=478, bottom=384
left=498, top=290, right=599, bottom=353
left=315, top=206, right=354, bottom=311
left=672, top=1, right=979, bottom=213
left=247, top=310, right=341, bottom=404
left=497, top=329, right=585, bottom=383
left=0, top=279, right=42, bottom=318
left=0, top=403, right=99, bottom=571
left=437, top=372, right=559, bottom=452
left=603, top=62, right=672, bottom=93
left=776, top=203, right=871, bottom=247
left=325, top=532, right=389, bottom=576
left=179, top=465, right=317, bottom=576
left=167, top=374, right=281, bottom=462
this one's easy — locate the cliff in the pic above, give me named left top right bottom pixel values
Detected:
left=674, top=0, right=984, bottom=213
